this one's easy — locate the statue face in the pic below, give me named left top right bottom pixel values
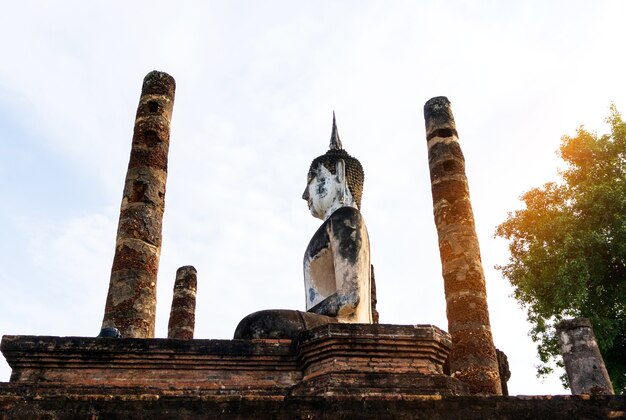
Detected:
left=302, top=163, right=341, bottom=220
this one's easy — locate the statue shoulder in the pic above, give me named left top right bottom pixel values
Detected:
left=328, top=206, right=367, bottom=237
left=328, top=206, right=364, bottom=224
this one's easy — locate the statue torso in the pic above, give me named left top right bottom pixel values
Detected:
left=303, top=206, right=371, bottom=323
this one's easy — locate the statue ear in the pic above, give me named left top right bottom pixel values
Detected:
left=336, top=159, right=347, bottom=205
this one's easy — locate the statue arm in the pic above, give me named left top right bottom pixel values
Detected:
left=308, top=292, right=342, bottom=317
left=308, top=290, right=360, bottom=317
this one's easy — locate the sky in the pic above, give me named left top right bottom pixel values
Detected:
left=0, top=1, right=625, bottom=395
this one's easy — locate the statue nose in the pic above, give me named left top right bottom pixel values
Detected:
left=302, top=187, right=309, bottom=201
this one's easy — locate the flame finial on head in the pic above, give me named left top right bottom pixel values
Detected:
left=329, top=111, right=343, bottom=151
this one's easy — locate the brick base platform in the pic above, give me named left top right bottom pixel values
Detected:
left=1, top=324, right=466, bottom=397
left=2, top=323, right=624, bottom=418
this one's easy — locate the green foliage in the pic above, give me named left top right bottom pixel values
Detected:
left=495, top=105, right=626, bottom=394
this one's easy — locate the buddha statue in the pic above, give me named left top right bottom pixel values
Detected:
left=234, top=114, right=372, bottom=339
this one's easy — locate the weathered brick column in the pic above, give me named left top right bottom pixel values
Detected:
left=423, top=96, right=501, bottom=395
left=370, top=265, right=379, bottom=324
left=557, top=318, right=614, bottom=395
left=168, top=266, right=198, bottom=340
left=101, top=71, right=176, bottom=338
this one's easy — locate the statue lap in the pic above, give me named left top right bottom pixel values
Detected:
left=233, top=309, right=336, bottom=339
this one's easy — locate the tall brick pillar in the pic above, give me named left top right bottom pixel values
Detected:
left=101, top=71, right=176, bottom=338
left=423, top=96, right=501, bottom=395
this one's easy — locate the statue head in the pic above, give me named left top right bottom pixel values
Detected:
left=303, top=114, right=364, bottom=220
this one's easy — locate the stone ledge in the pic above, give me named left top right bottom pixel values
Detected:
left=288, top=372, right=469, bottom=397
left=2, top=335, right=299, bottom=391
left=298, top=323, right=452, bottom=341
left=1, top=335, right=297, bottom=369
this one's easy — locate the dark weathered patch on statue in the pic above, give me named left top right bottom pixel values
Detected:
left=309, top=292, right=341, bottom=317
left=315, top=175, right=327, bottom=197
left=330, top=207, right=363, bottom=264
left=305, top=219, right=331, bottom=259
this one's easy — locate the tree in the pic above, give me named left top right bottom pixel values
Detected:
left=495, top=105, right=626, bottom=394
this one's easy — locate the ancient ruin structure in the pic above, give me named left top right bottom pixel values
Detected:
left=1, top=73, right=624, bottom=418
left=167, top=266, right=198, bottom=340
left=557, top=317, right=615, bottom=395
left=424, top=96, right=502, bottom=395
left=101, top=71, right=175, bottom=339
left=234, top=115, right=372, bottom=339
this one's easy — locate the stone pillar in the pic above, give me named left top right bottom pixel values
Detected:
left=101, top=71, right=176, bottom=338
left=423, top=96, right=501, bottom=395
left=556, top=318, right=614, bottom=395
left=370, top=264, right=379, bottom=324
left=496, top=349, right=511, bottom=396
left=168, top=266, right=198, bottom=340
